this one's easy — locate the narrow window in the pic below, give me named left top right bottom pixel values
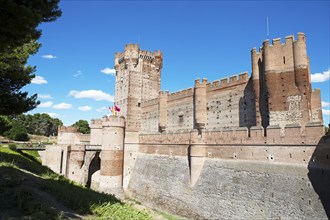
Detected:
left=138, top=102, right=141, bottom=107
left=283, top=56, right=286, bottom=64
left=179, top=115, right=183, bottom=123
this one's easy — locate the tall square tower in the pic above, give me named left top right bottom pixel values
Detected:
left=114, top=44, right=163, bottom=131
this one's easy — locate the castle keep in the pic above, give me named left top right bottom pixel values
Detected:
left=43, top=33, right=330, bottom=219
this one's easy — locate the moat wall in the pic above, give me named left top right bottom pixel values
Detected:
left=127, top=143, right=330, bottom=219
left=126, top=125, right=330, bottom=219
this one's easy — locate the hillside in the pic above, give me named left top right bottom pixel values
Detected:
left=0, top=144, right=156, bottom=219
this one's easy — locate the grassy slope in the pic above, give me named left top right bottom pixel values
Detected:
left=0, top=145, right=152, bottom=219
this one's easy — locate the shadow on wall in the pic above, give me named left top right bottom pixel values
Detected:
left=308, top=133, right=330, bottom=218
left=86, top=152, right=101, bottom=188
left=239, top=77, right=256, bottom=129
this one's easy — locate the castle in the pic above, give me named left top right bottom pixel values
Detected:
left=42, top=33, right=330, bottom=219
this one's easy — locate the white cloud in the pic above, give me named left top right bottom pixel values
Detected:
left=68, top=90, right=114, bottom=102
left=322, top=101, right=330, bottom=107
left=44, top=112, right=60, bottom=118
left=53, top=103, right=73, bottom=109
left=31, top=76, right=47, bottom=84
left=96, top=107, right=107, bottom=112
left=38, top=94, right=52, bottom=99
left=322, top=109, right=330, bottom=115
left=101, top=67, right=116, bottom=76
left=74, top=70, right=82, bottom=77
left=42, top=54, right=57, bottom=59
left=38, top=101, right=53, bottom=108
left=311, top=68, right=330, bottom=83
left=78, top=106, right=92, bottom=111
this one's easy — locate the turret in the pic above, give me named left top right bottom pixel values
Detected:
left=251, top=48, right=262, bottom=126
left=90, top=119, right=102, bottom=145
left=99, top=115, right=125, bottom=192
left=293, top=33, right=308, bottom=69
left=194, top=78, right=207, bottom=130
left=159, top=91, right=169, bottom=132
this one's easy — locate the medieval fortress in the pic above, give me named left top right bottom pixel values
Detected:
left=43, top=33, right=330, bottom=219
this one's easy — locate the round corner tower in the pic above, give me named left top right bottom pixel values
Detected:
left=99, top=115, right=125, bottom=191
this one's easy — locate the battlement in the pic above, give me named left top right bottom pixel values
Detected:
left=91, top=119, right=102, bottom=125
left=90, top=118, right=103, bottom=129
left=58, top=126, right=79, bottom=133
left=154, top=50, right=162, bottom=57
left=101, top=115, right=125, bottom=127
left=139, top=123, right=324, bottom=146
left=206, top=72, right=249, bottom=91
left=141, top=97, right=159, bottom=107
left=253, top=33, right=306, bottom=54
left=261, top=32, right=306, bottom=49
left=168, top=88, right=194, bottom=101
left=125, top=43, right=139, bottom=51
left=194, top=78, right=208, bottom=87
left=159, top=90, right=169, bottom=95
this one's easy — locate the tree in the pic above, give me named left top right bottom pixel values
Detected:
left=0, top=0, right=62, bottom=52
left=0, top=41, right=41, bottom=115
left=0, top=115, right=12, bottom=135
left=72, top=120, right=90, bottom=134
left=0, top=0, right=61, bottom=115
left=11, top=113, right=63, bottom=136
left=4, top=120, right=29, bottom=141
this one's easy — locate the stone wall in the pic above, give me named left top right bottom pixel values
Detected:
left=127, top=153, right=329, bottom=219
left=130, top=124, right=328, bottom=218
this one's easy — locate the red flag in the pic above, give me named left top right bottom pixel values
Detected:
left=115, top=105, right=121, bottom=112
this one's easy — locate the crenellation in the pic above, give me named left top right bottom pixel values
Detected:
left=206, top=73, right=248, bottom=92
left=229, top=75, right=238, bottom=83
left=238, top=72, right=248, bottom=81
left=263, top=39, right=270, bottom=47
left=220, top=77, right=228, bottom=85
left=141, top=97, right=159, bottom=107
left=58, top=126, right=79, bottom=133
left=168, top=88, right=194, bottom=101
left=285, top=35, right=294, bottom=44
left=101, top=115, right=125, bottom=127
left=272, top=38, right=281, bottom=46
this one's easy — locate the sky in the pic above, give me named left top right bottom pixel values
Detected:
left=25, top=0, right=330, bottom=126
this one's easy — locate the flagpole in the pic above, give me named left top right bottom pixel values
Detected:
left=267, top=16, right=269, bottom=39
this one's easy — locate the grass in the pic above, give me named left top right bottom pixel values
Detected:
left=0, top=144, right=152, bottom=219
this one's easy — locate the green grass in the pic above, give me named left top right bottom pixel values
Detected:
left=0, top=144, right=152, bottom=219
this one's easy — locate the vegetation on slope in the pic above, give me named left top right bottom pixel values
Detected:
left=0, top=145, right=152, bottom=219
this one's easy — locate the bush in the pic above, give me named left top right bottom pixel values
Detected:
left=4, top=121, right=29, bottom=141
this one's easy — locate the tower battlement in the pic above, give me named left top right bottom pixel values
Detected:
left=194, top=78, right=208, bottom=87
left=101, top=115, right=125, bottom=127
left=253, top=33, right=306, bottom=54
left=125, top=43, right=139, bottom=51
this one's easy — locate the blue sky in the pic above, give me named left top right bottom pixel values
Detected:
left=25, top=0, right=330, bottom=126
